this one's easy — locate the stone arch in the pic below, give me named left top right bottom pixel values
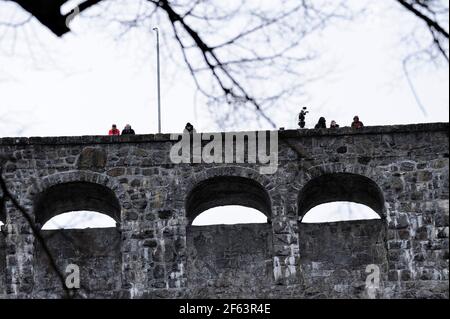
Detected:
left=183, top=166, right=273, bottom=224
left=297, top=163, right=388, bottom=297
left=29, top=170, right=129, bottom=226
left=183, top=166, right=275, bottom=294
left=297, top=163, right=387, bottom=219
left=29, top=171, right=126, bottom=297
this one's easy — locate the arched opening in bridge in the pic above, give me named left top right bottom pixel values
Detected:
left=298, top=173, right=385, bottom=221
left=301, top=202, right=381, bottom=223
left=42, top=210, right=117, bottom=229
left=32, top=181, right=122, bottom=297
left=185, top=176, right=274, bottom=289
left=34, top=182, right=121, bottom=227
left=192, top=205, right=268, bottom=226
left=186, top=176, right=271, bottom=224
left=297, top=173, right=387, bottom=297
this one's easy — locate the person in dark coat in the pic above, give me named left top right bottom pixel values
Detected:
left=330, top=120, right=340, bottom=128
left=185, top=122, right=195, bottom=133
left=351, top=116, right=364, bottom=129
left=314, top=117, right=326, bottom=129
left=121, top=124, right=135, bottom=135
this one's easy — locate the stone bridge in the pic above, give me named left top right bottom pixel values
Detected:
left=0, top=122, right=448, bottom=298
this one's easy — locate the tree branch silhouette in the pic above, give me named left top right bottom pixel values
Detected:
left=395, top=0, right=449, bottom=61
left=1, top=0, right=448, bottom=126
left=1, top=0, right=350, bottom=127
left=0, top=163, right=71, bottom=298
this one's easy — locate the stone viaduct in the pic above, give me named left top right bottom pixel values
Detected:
left=0, top=122, right=448, bottom=298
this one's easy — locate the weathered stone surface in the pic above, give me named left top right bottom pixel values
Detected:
left=0, top=122, right=448, bottom=299
left=187, top=224, right=273, bottom=296
left=107, top=167, right=126, bottom=177
left=0, top=235, right=5, bottom=296
left=32, top=228, right=121, bottom=298
left=77, top=147, right=107, bottom=171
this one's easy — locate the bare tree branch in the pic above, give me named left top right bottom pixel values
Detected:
left=1, top=0, right=447, bottom=127
left=6, top=0, right=103, bottom=36
left=396, top=0, right=448, bottom=39
left=0, top=163, right=71, bottom=298
left=402, top=54, right=429, bottom=116
left=395, top=0, right=449, bottom=61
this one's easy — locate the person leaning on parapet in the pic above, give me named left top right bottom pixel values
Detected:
left=108, top=124, right=120, bottom=136
left=351, top=116, right=364, bottom=129
left=185, top=122, right=196, bottom=133
left=330, top=120, right=340, bottom=128
left=121, top=124, right=135, bottom=135
left=314, top=117, right=326, bottom=129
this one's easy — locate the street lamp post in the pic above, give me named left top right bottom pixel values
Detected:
left=153, top=27, right=161, bottom=134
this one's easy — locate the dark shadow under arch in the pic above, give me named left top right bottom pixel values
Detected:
left=298, top=173, right=385, bottom=220
left=33, top=182, right=121, bottom=227
left=186, top=176, right=271, bottom=224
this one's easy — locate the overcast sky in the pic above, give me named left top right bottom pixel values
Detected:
left=1, top=0, right=448, bottom=137
left=0, top=0, right=448, bottom=227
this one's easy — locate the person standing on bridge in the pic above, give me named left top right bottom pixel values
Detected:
left=185, top=122, right=196, bottom=133
left=121, top=124, right=135, bottom=135
left=314, top=117, right=326, bottom=129
left=108, top=124, right=120, bottom=136
left=351, top=116, right=364, bottom=129
left=330, top=120, right=339, bottom=128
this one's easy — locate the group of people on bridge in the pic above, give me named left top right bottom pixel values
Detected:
left=108, top=124, right=135, bottom=136
left=107, top=115, right=364, bottom=136
left=313, top=116, right=364, bottom=129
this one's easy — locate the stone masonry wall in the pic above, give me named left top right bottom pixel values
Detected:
left=32, top=228, right=121, bottom=298
left=0, top=122, right=448, bottom=298
left=298, top=220, right=387, bottom=298
left=0, top=233, right=5, bottom=297
left=186, top=224, right=274, bottom=298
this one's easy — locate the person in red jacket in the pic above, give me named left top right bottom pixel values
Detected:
left=108, top=124, right=120, bottom=136
left=351, top=116, right=364, bottom=129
